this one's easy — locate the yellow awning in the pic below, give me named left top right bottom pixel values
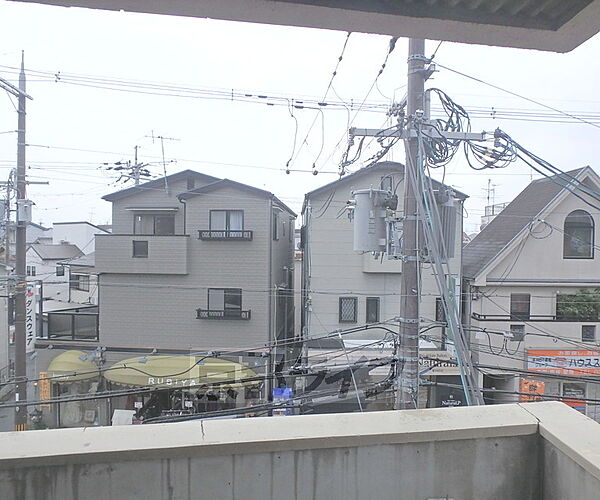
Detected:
left=104, top=355, right=258, bottom=389
left=47, top=350, right=99, bottom=382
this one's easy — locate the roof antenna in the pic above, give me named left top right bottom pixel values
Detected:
left=145, top=131, right=179, bottom=194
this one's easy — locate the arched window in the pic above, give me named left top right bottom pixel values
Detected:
left=563, top=210, right=594, bottom=259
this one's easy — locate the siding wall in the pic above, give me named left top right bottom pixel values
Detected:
left=99, top=182, right=294, bottom=352
left=303, top=167, right=462, bottom=343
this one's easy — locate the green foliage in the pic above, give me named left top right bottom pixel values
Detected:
left=556, top=289, right=600, bottom=321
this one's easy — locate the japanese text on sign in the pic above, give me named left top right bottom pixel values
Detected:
left=527, top=350, right=600, bottom=375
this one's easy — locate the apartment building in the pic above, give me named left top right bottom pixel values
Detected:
left=464, top=167, right=600, bottom=421
left=301, top=161, right=466, bottom=409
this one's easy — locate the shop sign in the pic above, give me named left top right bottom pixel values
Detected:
left=519, top=378, right=544, bottom=402
left=419, top=351, right=459, bottom=376
left=528, top=350, right=600, bottom=375
left=38, top=371, right=51, bottom=408
left=562, top=383, right=586, bottom=413
left=25, top=285, right=36, bottom=353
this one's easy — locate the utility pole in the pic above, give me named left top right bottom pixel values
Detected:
left=396, top=39, right=426, bottom=410
left=134, top=145, right=140, bottom=186
left=14, top=52, right=29, bottom=430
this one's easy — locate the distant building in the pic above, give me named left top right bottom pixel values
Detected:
left=464, top=167, right=600, bottom=421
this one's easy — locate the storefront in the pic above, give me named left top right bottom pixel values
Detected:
left=103, top=355, right=261, bottom=422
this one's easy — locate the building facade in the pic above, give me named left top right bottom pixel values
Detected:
left=464, top=167, right=600, bottom=421
left=301, top=161, right=466, bottom=410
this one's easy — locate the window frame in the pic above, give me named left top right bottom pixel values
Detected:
left=510, top=293, right=531, bottom=321
left=132, top=240, right=149, bottom=258
left=366, top=297, right=380, bottom=324
left=563, top=209, right=594, bottom=259
left=509, top=324, right=525, bottom=342
left=209, top=210, right=244, bottom=232
left=339, top=296, right=358, bottom=323
left=272, top=210, right=279, bottom=241
left=70, top=274, right=90, bottom=292
left=133, top=213, right=176, bottom=236
left=582, top=325, right=596, bottom=343
left=208, top=288, right=243, bottom=318
left=56, top=265, right=65, bottom=277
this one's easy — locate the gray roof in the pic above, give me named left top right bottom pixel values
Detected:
left=463, top=167, right=590, bottom=279
left=62, top=252, right=95, bottom=268
left=178, top=178, right=297, bottom=217
left=102, top=170, right=220, bottom=202
left=302, top=161, right=468, bottom=213
left=28, top=244, right=84, bottom=261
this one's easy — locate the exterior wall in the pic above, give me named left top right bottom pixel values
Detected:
left=52, top=222, right=108, bottom=254
left=98, top=183, right=294, bottom=352
left=469, top=184, right=600, bottom=418
left=303, top=167, right=462, bottom=345
left=68, top=272, right=98, bottom=305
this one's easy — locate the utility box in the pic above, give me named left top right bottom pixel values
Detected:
left=16, top=199, right=33, bottom=223
left=352, top=189, right=389, bottom=253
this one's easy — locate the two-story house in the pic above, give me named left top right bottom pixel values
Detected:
left=301, top=161, right=467, bottom=410
left=464, top=167, right=600, bottom=421
left=31, top=170, right=296, bottom=428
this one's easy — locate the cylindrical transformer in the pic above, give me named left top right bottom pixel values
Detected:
left=352, top=188, right=389, bottom=252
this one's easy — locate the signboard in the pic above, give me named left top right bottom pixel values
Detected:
left=419, top=351, right=459, bottom=376
left=519, top=378, right=545, bottom=403
left=562, top=383, right=586, bottom=413
left=528, top=350, right=600, bottom=375
left=38, top=371, right=51, bottom=408
left=25, top=285, right=37, bottom=353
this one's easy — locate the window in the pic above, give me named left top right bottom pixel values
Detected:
left=339, top=297, right=358, bottom=323
left=510, top=325, right=525, bottom=341
left=510, top=293, right=530, bottom=321
left=209, top=210, right=244, bottom=236
left=26, top=266, right=36, bottom=277
left=70, top=274, right=90, bottom=292
left=187, top=177, right=195, bottom=191
left=132, top=240, right=149, bottom=258
left=366, top=297, right=380, bottom=323
left=289, top=218, right=294, bottom=243
left=556, top=290, right=600, bottom=321
left=272, top=210, right=279, bottom=240
left=582, top=325, right=596, bottom=343
left=56, top=265, right=65, bottom=277
left=208, top=288, right=243, bottom=318
left=564, top=210, right=594, bottom=259
left=134, top=214, right=175, bottom=235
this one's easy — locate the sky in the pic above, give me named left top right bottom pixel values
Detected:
left=0, top=1, right=598, bottom=233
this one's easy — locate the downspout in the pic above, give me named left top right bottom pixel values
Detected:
left=267, top=197, right=274, bottom=409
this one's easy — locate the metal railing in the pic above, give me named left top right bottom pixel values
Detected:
left=196, top=309, right=251, bottom=320
left=48, top=307, right=99, bottom=341
left=472, top=312, right=599, bottom=322
left=198, top=230, right=253, bottom=241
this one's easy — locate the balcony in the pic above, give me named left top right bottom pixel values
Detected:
left=95, top=234, right=189, bottom=275
left=472, top=312, right=599, bottom=322
left=196, top=309, right=251, bottom=320
left=198, top=230, right=253, bottom=241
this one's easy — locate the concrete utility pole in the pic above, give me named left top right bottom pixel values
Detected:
left=396, top=39, right=426, bottom=410
left=14, top=52, right=28, bottom=430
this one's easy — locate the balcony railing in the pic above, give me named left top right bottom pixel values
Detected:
left=196, top=309, right=251, bottom=320
left=198, top=230, right=253, bottom=241
left=48, top=307, right=99, bottom=341
left=472, top=312, right=599, bottom=322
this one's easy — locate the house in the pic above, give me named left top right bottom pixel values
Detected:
left=52, top=221, right=110, bottom=254
left=464, top=167, right=600, bottom=421
left=30, top=170, right=296, bottom=429
left=26, top=243, right=83, bottom=301
left=301, top=161, right=467, bottom=410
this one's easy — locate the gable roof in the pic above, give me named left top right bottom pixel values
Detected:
left=102, top=170, right=220, bottom=202
left=463, top=167, right=594, bottom=279
left=28, top=243, right=84, bottom=261
left=302, top=161, right=468, bottom=213
left=178, top=178, right=297, bottom=217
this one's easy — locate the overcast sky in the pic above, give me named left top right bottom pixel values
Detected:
left=0, top=1, right=598, bottom=233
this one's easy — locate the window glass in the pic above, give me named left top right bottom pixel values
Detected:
left=366, top=297, right=380, bottom=323
left=154, top=215, right=175, bottom=235
left=224, top=289, right=242, bottom=311
left=582, top=325, right=596, bottom=343
left=208, top=289, right=225, bottom=310
left=272, top=211, right=279, bottom=240
left=564, top=210, right=594, bottom=259
left=210, top=211, right=227, bottom=231
left=229, top=211, right=243, bottom=232
left=56, top=265, right=65, bottom=277
left=510, top=294, right=530, bottom=321
left=133, top=215, right=153, bottom=235
left=510, top=325, right=525, bottom=341
left=339, top=297, right=357, bottom=323
left=132, top=240, right=148, bottom=258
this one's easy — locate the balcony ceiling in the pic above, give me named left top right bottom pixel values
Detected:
left=10, top=0, right=600, bottom=52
